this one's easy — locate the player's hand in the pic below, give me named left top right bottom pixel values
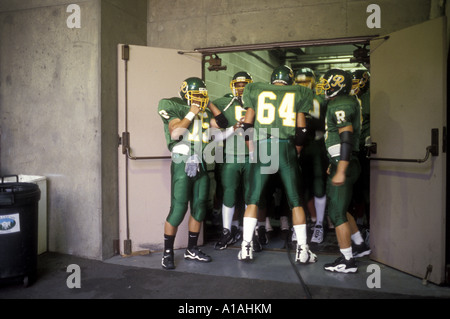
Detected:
left=239, top=117, right=246, bottom=128
left=190, top=103, right=201, bottom=115
left=296, top=145, right=303, bottom=157
left=233, top=117, right=245, bottom=131
left=331, top=171, right=346, bottom=186
left=185, top=154, right=201, bottom=177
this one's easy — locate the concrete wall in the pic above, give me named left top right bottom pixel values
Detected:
left=0, top=0, right=102, bottom=259
left=0, top=0, right=146, bottom=260
left=147, top=0, right=433, bottom=50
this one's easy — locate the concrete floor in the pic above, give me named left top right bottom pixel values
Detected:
left=1, top=227, right=450, bottom=301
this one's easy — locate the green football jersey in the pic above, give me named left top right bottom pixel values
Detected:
left=242, top=82, right=313, bottom=140
left=213, top=96, right=248, bottom=155
left=157, top=97, right=214, bottom=154
left=310, top=94, right=327, bottom=123
left=213, top=96, right=247, bottom=124
left=325, top=95, right=361, bottom=161
left=306, top=93, right=328, bottom=141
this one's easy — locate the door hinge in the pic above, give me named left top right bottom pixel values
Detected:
left=442, top=126, right=447, bottom=153
left=122, top=44, right=129, bottom=61
left=430, top=128, right=439, bottom=156
left=121, top=132, right=130, bottom=155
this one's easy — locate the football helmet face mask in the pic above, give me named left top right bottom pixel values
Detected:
left=294, top=68, right=316, bottom=89
left=271, top=65, right=294, bottom=85
left=230, top=71, right=253, bottom=97
left=350, top=69, right=370, bottom=96
left=179, top=77, right=209, bottom=111
left=315, top=75, right=325, bottom=95
left=316, top=69, right=352, bottom=99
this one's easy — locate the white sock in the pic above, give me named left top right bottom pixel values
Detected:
left=314, top=196, right=326, bottom=226
left=340, top=247, right=353, bottom=260
left=243, top=217, right=258, bottom=243
left=280, top=216, right=289, bottom=230
left=265, top=217, right=273, bottom=231
left=221, top=205, right=235, bottom=230
left=351, top=231, right=364, bottom=245
left=293, top=224, right=307, bottom=246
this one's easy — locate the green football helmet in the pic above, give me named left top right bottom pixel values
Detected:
left=294, top=67, right=316, bottom=89
left=179, top=77, right=209, bottom=111
left=230, top=71, right=253, bottom=97
left=351, top=69, right=370, bottom=96
left=316, top=69, right=352, bottom=99
left=271, top=65, right=294, bottom=85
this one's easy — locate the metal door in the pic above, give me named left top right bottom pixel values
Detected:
left=369, top=17, right=447, bottom=284
left=117, top=44, right=202, bottom=255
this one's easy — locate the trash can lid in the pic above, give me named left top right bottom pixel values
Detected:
left=0, top=182, right=41, bottom=206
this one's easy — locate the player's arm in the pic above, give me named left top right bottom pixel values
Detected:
left=207, top=101, right=221, bottom=116
left=331, top=125, right=353, bottom=186
left=209, top=117, right=244, bottom=142
left=169, top=103, right=201, bottom=140
left=295, top=112, right=308, bottom=154
left=295, top=88, right=314, bottom=154
left=242, top=107, right=255, bottom=153
left=207, top=101, right=228, bottom=128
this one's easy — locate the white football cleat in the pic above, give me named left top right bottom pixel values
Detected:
left=238, top=240, right=253, bottom=261
left=295, top=244, right=317, bottom=264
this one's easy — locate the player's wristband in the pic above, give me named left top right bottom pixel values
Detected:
left=295, top=127, right=308, bottom=146
left=185, top=112, right=195, bottom=122
left=215, top=113, right=228, bottom=128
left=241, top=122, right=254, bottom=141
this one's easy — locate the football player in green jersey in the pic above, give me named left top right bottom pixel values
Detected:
left=157, top=77, right=228, bottom=270
left=318, top=69, right=371, bottom=273
left=238, top=65, right=318, bottom=264
left=213, top=71, right=253, bottom=250
left=350, top=69, right=371, bottom=230
left=294, top=68, right=328, bottom=244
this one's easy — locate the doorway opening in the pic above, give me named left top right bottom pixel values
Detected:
left=196, top=37, right=374, bottom=252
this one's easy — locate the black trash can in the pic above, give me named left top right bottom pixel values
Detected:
left=0, top=175, right=41, bottom=287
